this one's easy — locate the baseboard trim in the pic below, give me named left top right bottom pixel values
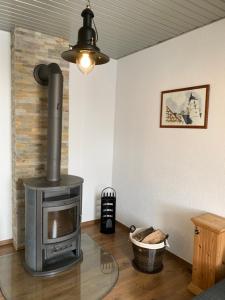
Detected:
left=81, top=219, right=130, bottom=232
left=166, top=249, right=192, bottom=270
left=115, top=220, right=130, bottom=232
left=14, top=244, right=25, bottom=251
left=81, top=219, right=100, bottom=228
left=0, top=239, right=13, bottom=247
left=81, top=219, right=130, bottom=233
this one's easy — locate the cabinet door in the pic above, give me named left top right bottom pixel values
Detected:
left=192, top=226, right=217, bottom=290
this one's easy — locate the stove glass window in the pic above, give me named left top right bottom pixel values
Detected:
left=48, top=207, right=77, bottom=239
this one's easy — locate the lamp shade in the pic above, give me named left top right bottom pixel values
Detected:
left=61, top=46, right=109, bottom=65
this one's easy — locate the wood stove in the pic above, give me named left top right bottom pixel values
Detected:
left=24, top=175, right=83, bottom=276
left=24, top=63, right=83, bottom=276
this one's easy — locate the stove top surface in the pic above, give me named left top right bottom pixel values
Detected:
left=23, top=174, right=83, bottom=190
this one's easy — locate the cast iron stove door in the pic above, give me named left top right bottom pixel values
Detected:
left=43, top=199, right=80, bottom=244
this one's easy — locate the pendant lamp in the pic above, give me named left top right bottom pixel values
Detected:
left=61, top=3, right=109, bottom=75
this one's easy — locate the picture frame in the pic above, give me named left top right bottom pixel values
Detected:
left=160, top=84, right=210, bottom=128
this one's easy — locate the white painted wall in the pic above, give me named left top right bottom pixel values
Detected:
left=113, top=19, right=225, bottom=263
left=0, top=30, right=12, bottom=241
left=69, top=60, right=117, bottom=222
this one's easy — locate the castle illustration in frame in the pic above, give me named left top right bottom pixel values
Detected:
left=160, top=85, right=210, bottom=128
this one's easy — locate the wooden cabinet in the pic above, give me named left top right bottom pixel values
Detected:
left=188, top=213, right=225, bottom=295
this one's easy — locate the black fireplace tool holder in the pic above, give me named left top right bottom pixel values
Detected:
left=100, top=187, right=116, bottom=234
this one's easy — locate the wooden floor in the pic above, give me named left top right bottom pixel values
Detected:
left=0, top=223, right=194, bottom=300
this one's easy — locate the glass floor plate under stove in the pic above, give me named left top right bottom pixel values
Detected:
left=0, top=234, right=119, bottom=300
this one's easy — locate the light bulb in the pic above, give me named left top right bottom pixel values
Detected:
left=76, top=52, right=95, bottom=75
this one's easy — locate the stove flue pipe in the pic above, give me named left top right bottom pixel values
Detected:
left=33, top=63, right=63, bottom=182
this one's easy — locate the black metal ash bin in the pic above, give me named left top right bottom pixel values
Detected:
left=100, top=187, right=116, bottom=234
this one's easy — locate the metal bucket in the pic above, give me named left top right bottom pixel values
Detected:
left=130, top=227, right=169, bottom=273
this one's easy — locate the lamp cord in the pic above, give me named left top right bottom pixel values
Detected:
left=87, top=0, right=99, bottom=42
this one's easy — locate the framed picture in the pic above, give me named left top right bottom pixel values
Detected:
left=160, top=84, right=210, bottom=128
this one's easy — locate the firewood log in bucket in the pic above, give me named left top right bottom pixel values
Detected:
left=142, top=229, right=167, bottom=244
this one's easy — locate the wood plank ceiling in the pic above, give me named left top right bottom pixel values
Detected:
left=0, top=0, right=225, bottom=59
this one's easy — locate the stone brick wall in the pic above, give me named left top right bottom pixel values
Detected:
left=11, top=27, right=69, bottom=249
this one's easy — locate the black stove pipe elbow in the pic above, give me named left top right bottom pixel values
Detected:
left=34, top=63, right=63, bottom=182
